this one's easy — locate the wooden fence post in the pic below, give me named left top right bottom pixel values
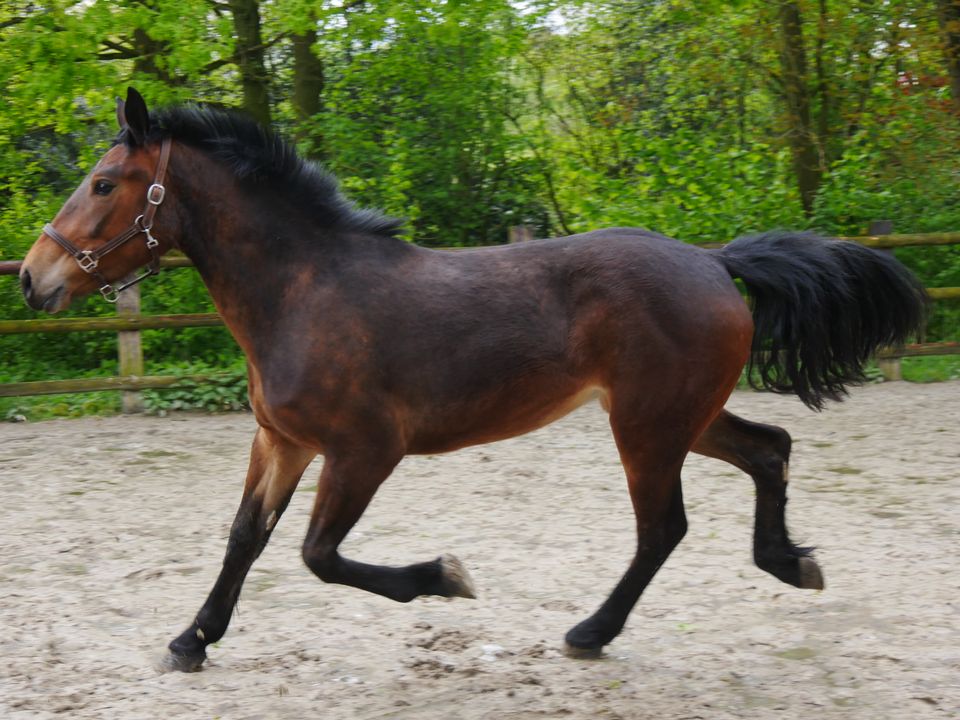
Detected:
left=508, top=225, right=535, bottom=243
left=116, top=281, right=145, bottom=413
left=869, top=220, right=902, bottom=382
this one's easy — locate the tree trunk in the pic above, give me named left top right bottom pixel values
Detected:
left=128, top=1, right=176, bottom=84
left=292, top=27, right=324, bottom=153
left=814, top=0, right=832, bottom=161
left=228, top=0, right=272, bottom=126
left=936, top=0, right=960, bottom=116
left=132, top=27, right=175, bottom=84
left=777, top=0, right=822, bottom=215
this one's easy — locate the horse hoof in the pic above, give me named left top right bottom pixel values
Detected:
left=798, top=557, right=825, bottom=590
left=562, top=642, right=604, bottom=659
left=440, top=554, right=477, bottom=599
left=156, top=649, right=206, bottom=674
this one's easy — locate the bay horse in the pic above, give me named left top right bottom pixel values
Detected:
left=20, top=89, right=926, bottom=672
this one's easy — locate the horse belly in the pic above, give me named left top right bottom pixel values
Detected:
left=405, top=383, right=607, bottom=455
left=532, top=385, right=607, bottom=427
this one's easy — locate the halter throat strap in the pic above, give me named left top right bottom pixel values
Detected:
left=43, top=138, right=172, bottom=303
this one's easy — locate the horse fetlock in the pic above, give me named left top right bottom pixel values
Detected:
left=439, top=554, right=477, bottom=599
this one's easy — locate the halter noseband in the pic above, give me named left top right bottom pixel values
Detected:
left=42, top=138, right=172, bottom=303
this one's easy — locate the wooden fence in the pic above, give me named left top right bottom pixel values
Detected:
left=0, top=255, right=224, bottom=413
left=1, top=227, right=958, bottom=411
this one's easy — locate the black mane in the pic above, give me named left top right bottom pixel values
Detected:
left=127, top=105, right=404, bottom=238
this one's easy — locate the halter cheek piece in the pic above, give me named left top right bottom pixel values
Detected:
left=41, top=138, right=172, bottom=303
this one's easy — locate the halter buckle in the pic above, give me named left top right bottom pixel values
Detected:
left=76, top=251, right=99, bottom=273
left=147, top=183, right=166, bottom=205
left=99, top=284, right=120, bottom=303
left=145, top=227, right=159, bottom=249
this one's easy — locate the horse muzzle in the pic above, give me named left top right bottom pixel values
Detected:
left=20, top=266, right=69, bottom=313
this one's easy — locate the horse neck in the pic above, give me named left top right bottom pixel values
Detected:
left=162, top=144, right=405, bottom=357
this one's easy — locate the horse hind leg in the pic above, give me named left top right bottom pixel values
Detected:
left=300, top=451, right=476, bottom=603
left=692, top=410, right=824, bottom=590
left=564, top=406, right=692, bottom=658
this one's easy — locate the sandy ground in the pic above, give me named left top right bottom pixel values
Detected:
left=0, top=382, right=958, bottom=720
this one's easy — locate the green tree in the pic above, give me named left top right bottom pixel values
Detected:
left=316, top=0, right=547, bottom=245
left=1, top=0, right=958, bottom=398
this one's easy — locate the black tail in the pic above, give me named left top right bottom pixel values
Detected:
left=716, top=231, right=927, bottom=410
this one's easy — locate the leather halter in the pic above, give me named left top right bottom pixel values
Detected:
left=42, top=138, right=172, bottom=303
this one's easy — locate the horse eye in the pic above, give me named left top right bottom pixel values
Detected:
left=93, top=179, right=115, bottom=196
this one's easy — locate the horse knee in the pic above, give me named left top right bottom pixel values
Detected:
left=302, top=543, right=340, bottom=583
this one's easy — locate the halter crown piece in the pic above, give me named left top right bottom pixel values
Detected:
left=41, top=138, right=172, bottom=303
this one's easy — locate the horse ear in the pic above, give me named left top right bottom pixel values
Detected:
left=115, top=96, right=128, bottom=132
left=120, top=87, right=150, bottom=146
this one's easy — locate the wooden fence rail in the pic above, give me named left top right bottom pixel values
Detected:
left=0, top=313, right=222, bottom=335
left=2, top=229, right=958, bottom=410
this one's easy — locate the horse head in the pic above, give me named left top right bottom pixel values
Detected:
left=20, top=88, right=173, bottom=311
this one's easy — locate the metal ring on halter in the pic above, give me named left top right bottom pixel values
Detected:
left=146, top=183, right=166, bottom=205
left=135, top=215, right=160, bottom=249
left=77, top=250, right=99, bottom=273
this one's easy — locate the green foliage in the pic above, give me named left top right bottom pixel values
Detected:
left=318, top=0, right=548, bottom=245
left=1, top=392, right=120, bottom=423
left=0, top=358, right=249, bottom=421
left=901, top=356, right=960, bottom=383
left=737, top=356, right=960, bottom=390
left=1, top=0, right=959, bottom=417
left=141, top=359, right=250, bottom=414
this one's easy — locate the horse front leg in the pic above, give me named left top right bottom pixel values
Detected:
left=160, top=427, right=316, bottom=672
left=301, top=451, right=476, bottom=603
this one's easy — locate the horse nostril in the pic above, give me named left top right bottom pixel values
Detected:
left=20, top=268, right=32, bottom=298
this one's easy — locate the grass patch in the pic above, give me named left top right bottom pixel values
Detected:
left=900, top=356, right=960, bottom=382
left=1, top=392, right=120, bottom=422
left=737, top=356, right=960, bottom=391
